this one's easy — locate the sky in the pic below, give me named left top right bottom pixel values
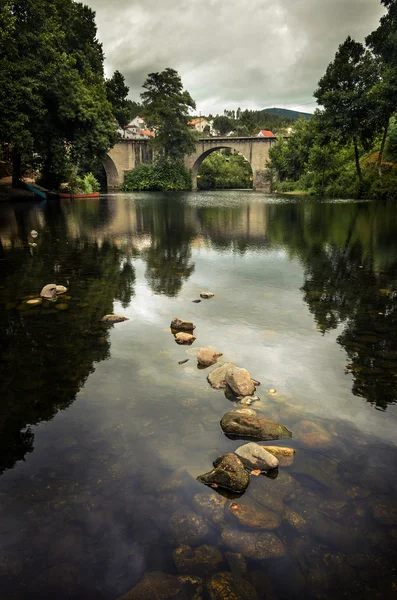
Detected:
left=87, top=0, right=386, bottom=116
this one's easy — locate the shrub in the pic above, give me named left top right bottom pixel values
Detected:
left=74, top=172, right=100, bottom=194
left=121, top=158, right=192, bottom=191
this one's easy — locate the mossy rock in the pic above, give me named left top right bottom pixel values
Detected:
left=55, top=303, right=69, bottom=311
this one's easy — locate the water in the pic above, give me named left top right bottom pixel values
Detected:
left=0, top=191, right=397, bottom=599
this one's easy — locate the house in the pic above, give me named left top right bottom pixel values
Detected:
left=118, top=117, right=155, bottom=140
left=188, top=117, right=212, bottom=134
left=256, top=130, right=276, bottom=138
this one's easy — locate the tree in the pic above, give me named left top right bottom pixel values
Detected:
left=0, top=0, right=117, bottom=188
left=213, top=116, right=234, bottom=136
left=314, top=36, right=378, bottom=183
left=141, top=68, right=196, bottom=159
left=366, top=0, right=397, bottom=175
left=106, top=70, right=130, bottom=130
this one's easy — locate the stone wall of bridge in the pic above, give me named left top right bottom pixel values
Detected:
left=105, top=136, right=275, bottom=192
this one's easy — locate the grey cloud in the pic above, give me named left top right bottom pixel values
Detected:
left=88, top=0, right=385, bottom=114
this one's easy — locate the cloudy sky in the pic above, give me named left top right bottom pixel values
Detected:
left=88, top=0, right=385, bottom=116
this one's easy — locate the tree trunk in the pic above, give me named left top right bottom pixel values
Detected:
left=378, top=118, right=390, bottom=178
left=353, top=137, right=362, bottom=183
left=11, top=150, right=21, bottom=187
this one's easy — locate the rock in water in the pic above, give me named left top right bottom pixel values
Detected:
left=117, top=571, right=182, bottom=599
left=101, top=314, right=129, bottom=323
left=294, top=420, right=333, bottom=449
left=175, top=332, right=196, bottom=345
left=220, top=408, right=292, bottom=441
left=234, top=442, right=279, bottom=471
left=225, top=367, right=255, bottom=397
left=170, top=317, right=196, bottom=331
left=207, top=572, right=257, bottom=600
left=207, top=363, right=238, bottom=389
left=262, top=446, right=295, bottom=467
left=200, top=291, right=214, bottom=299
left=173, top=545, right=223, bottom=575
left=55, top=285, right=67, bottom=295
left=197, top=348, right=223, bottom=367
left=169, top=509, right=209, bottom=545
left=30, top=230, right=38, bottom=238
left=197, top=453, right=250, bottom=492
left=228, top=500, right=281, bottom=530
left=40, top=284, right=57, bottom=300
left=221, top=527, right=286, bottom=560
left=26, top=298, right=42, bottom=306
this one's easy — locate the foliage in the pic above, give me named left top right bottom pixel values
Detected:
left=198, top=151, right=252, bottom=189
left=121, top=157, right=192, bottom=191
left=0, top=0, right=117, bottom=188
left=212, top=116, right=234, bottom=136
left=105, top=70, right=130, bottom=130
left=140, top=68, right=196, bottom=159
left=74, top=172, right=100, bottom=194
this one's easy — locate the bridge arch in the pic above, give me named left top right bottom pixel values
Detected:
left=191, top=146, right=252, bottom=189
left=102, top=154, right=120, bottom=192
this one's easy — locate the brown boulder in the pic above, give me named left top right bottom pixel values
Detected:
left=197, top=348, right=223, bottom=367
left=207, top=572, right=257, bottom=600
left=221, top=408, right=292, bottom=441
left=197, top=453, right=250, bottom=492
left=294, top=420, right=333, bottom=450
left=175, top=332, right=196, bottom=345
left=225, top=367, right=255, bottom=397
left=170, top=318, right=195, bottom=331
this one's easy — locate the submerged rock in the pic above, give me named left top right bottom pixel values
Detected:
left=170, top=317, right=196, bottom=331
left=220, top=408, right=292, bottom=441
left=234, top=442, right=279, bottom=472
left=228, top=500, right=280, bottom=530
left=192, top=491, right=227, bottom=527
left=294, top=420, right=333, bottom=449
left=207, top=572, right=257, bottom=600
left=169, top=509, right=209, bottom=545
left=55, top=303, right=69, bottom=311
left=200, top=291, right=214, bottom=299
left=26, top=298, right=42, bottom=306
left=117, top=571, right=181, bottom=599
left=283, top=507, right=308, bottom=533
left=319, top=500, right=348, bottom=520
left=175, top=332, right=196, bottom=345
left=225, top=552, right=247, bottom=577
left=225, top=367, right=255, bottom=397
left=197, top=453, right=250, bottom=493
left=371, top=502, right=397, bottom=526
left=40, top=284, right=57, bottom=300
left=101, top=314, right=128, bottom=323
left=197, top=348, right=223, bottom=367
left=262, top=446, right=295, bottom=467
left=173, top=544, right=223, bottom=575
left=221, top=527, right=286, bottom=560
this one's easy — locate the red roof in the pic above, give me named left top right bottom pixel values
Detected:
left=140, top=129, right=154, bottom=137
left=258, top=130, right=275, bottom=137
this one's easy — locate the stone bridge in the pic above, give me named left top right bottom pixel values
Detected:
left=105, top=136, right=276, bottom=192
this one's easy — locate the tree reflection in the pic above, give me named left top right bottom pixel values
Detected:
left=0, top=201, right=136, bottom=473
left=267, top=201, right=397, bottom=410
left=138, top=196, right=195, bottom=297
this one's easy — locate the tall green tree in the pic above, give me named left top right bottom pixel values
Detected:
left=213, top=115, right=234, bottom=136
left=314, top=36, right=378, bottom=183
left=105, top=70, right=131, bottom=130
left=366, top=0, right=397, bottom=175
left=0, top=0, right=117, bottom=188
left=140, top=68, right=196, bottom=159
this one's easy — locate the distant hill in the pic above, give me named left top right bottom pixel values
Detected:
left=261, top=107, right=312, bottom=121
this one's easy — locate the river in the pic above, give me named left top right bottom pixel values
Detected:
left=0, top=191, right=396, bottom=598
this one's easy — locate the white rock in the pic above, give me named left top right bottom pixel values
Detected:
left=200, top=291, right=214, bottom=299
left=234, top=442, right=279, bottom=471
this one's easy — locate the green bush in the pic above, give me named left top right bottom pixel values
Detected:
left=121, top=158, right=192, bottom=191
left=74, top=172, right=100, bottom=194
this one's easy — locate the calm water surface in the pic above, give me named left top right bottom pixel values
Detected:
left=0, top=191, right=397, bottom=598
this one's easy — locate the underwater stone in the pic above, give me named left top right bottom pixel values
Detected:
left=221, top=527, right=286, bottom=560
left=228, top=500, right=281, bottom=530
left=169, top=509, right=209, bottom=545
left=294, top=420, right=333, bottom=450
left=192, top=491, right=227, bottom=527
left=117, top=571, right=182, bottom=600
left=101, top=314, right=129, bottom=323
left=173, top=544, right=223, bottom=575
left=26, top=298, right=42, bottom=306
left=207, top=572, right=257, bottom=600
